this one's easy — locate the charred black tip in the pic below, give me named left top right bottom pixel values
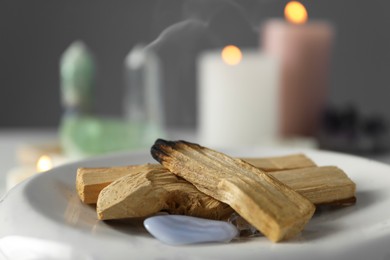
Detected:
left=150, top=146, right=164, bottom=164
left=154, top=138, right=175, bottom=147
left=151, top=139, right=172, bottom=163
left=151, top=138, right=204, bottom=163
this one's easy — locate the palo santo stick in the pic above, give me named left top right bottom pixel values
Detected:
left=271, top=166, right=356, bottom=206
left=76, top=164, right=160, bottom=204
left=244, top=154, right=316, bottom=171
left=79, top=165, right=355, bottom=206
left=151, top=139, right=315, bottom=242
left=77, top=153, right=315, bottom=204
left=95, top=166, right=355, bottom=221
left=97, top=165, right=233, bottom=221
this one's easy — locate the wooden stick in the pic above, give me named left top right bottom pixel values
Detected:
left=95, top=165, right=355, bottom=222
left=78, top=164, right=355, bottom=206
left=76, top=164, right=159, bottom=204
left=77, top=153, right=315, bottom=204
left=271, top=166, right=356, bottom=206
left=244, top=153, right=316, bottom=171
left=150, top=139, right=315, bottom=242
left=97, top=166, right=233, bottom=221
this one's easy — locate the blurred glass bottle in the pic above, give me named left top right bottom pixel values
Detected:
left=59, top=41, right=166, bottom=158
left=59, top=41, right=100, bottom=158
left=123, top=45, right=166, bottom=145
left=60, top=41, right=95, bottom=115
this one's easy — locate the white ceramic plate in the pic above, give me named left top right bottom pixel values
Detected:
left=1, top=147, right=390, bottom=260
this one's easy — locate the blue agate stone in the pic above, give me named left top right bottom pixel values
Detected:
left=144, top=215, right=239, bottom=245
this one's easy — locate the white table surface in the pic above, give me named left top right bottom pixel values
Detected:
left=1, top=128, right=390, bottom=198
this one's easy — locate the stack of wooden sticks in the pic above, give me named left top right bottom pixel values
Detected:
left=76, top=139, right=356, bottom=242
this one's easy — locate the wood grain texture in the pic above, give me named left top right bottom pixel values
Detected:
left=76, top=153, right=316, bottom=204
left=76, top=164, right=159, bottom=204
left=96, top=165, right=232, bottom=221
left=151, top=139, right=316, bottom=242
left=244, top=154, right=316, bottom=171
left=78, top=165, right=355, bottom=218
left=271, top=166, right=356, bottom=206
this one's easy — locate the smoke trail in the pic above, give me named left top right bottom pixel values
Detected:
left=144, top=0, right=257, bottom=128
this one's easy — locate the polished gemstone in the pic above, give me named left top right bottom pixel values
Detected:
left=144, top=215, right=239, bottom=245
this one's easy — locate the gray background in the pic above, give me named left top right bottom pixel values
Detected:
left=1, top=0, right=389, bottom=127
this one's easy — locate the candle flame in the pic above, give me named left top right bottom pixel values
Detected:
left=221, top=45, right=242, bottom=65
left=284, top=1, right=308, bottom=25
left=36, top=155, right=53, bottom=172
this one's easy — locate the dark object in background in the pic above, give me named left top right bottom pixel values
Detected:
left=318, top=105, right=390, bottom=154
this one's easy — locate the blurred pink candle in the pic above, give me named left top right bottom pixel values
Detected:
left=262, top=1, right=334, bottom=137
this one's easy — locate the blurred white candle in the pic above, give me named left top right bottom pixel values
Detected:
left=262, top=1, right=334, bottom=137
left=198, top=46, right=279, bottom=148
